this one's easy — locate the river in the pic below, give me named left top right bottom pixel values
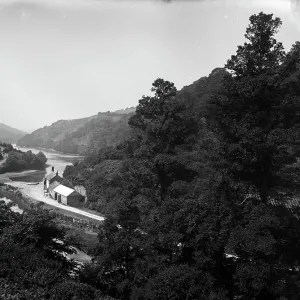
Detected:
left=0, top=145, right=105, bottom=223
left=0, top=145, right=91, bottom=263
left=0, top=145, right=84, bottom=201
left=12, top=145, right=84, bottom=181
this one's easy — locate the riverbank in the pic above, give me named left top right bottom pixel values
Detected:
left=0, top=169, right=43, bottom=183
left=14, top=144, right=83, bottom=157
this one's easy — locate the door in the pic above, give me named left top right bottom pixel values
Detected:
left=58, top=194, right=61, bottom=203
left=55, top=192, right=57, bottom=200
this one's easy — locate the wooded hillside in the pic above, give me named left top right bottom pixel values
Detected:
left=2, top=12, right=300, bottom=300
left=62, top=13, right=300, bottom=299
left=18, top=108, right=135, bottom=155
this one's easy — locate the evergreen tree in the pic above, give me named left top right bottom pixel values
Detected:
left=209, top=12, right=300, bottom=298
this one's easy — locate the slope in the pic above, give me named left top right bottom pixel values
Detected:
left=0, top=123, right=27, bottom=143
left=18, top=107, right=135, bottom=155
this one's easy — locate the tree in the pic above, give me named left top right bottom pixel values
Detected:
left=128, top=78, right=197, bottom=157
left=35, top=151, right=47, bottom=166
left=0, top=203, right=96, bottom=299
left=209, top=12, right=300, bottom=298
left=210, top=12, right=299, bottom=201
left=49, top=281, right=105, bottom=300
left=226, top=12, right=285, bottom=78
left=127, top=78, right=198, bottom=205
left=83, top=78, right=233, bottom=299
left=3, top=209, right=77, bottom=269
left=80, top=165, right=147, bottom=299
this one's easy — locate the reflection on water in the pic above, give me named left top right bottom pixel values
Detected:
left=0, top=197, right=23, bottom=213
left=12, top=145, right=84, bottom=183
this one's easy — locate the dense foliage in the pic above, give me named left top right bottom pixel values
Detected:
left=0, top=202, right=114, bottom=300
left=0, top=144, right=47, bottom=174
left=4, top=11, right=300, bottom=300
left=65, top=12, right=300, bottom=300
left=18, top=109, right=135, bottom=155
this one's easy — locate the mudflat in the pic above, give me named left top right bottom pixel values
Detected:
left=0, top=169, right=43, bottom=183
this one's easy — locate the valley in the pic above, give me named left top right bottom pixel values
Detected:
left=18, top=107, right=136, bottom=155
left=0, top=145, right=104, bottom=221
left=0, top=123, right=27, bottom=143
left=0, top=7, right=300, bottom=298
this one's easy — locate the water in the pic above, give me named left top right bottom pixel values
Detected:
left=3, top=146, right=91, bottom=263
left=0, top=197, right=23, bottom=213
left=12, top=145, right=84, bottom=182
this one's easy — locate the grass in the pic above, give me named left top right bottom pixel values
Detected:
left=61, top=224, right=99, bottom=252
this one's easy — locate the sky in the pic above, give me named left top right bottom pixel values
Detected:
left=0, top=0, right=299, bottom=133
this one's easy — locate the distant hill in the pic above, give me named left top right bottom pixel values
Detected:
left=0, top=123, right=27, bottom=143
left=18, top=107, right=136, bottom=155
left=62, top=69, right=228, bottom=214
left=17, top=68, right=228, bottom=156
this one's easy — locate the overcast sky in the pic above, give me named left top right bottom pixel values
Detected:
left=0, top=0, right=299, bottom=132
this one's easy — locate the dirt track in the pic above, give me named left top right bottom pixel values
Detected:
left=6, top=181, right=105, bottom=222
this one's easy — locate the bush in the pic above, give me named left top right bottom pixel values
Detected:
left=0, top=150, right=47, bottom=174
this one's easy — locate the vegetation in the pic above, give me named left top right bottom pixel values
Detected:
left=0, top=142, right=14, bottom=153
left=18, top=108, right=135, bottom=155
left=0, top=201, right=114, bottom=299
left=63, top=12, right=300, bottom=299
left=2, top=11, right=300, bottom=300
left=0, top=143, right=47, bottom=174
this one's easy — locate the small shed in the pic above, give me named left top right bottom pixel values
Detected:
left=53, top=184, right=83, bottom=207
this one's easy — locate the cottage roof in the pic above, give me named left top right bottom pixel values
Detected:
left=49, top=181, right=60, bottom=191
left=53, top=185, right=77, bottom=197
left=45, top=172, right=58, bottom=181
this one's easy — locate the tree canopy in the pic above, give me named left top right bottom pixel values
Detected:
left=55, top=11, right=300, bottom=300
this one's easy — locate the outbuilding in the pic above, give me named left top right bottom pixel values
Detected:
left=52, top=184, right=83, bottom=207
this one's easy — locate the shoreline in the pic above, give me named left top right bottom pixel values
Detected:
left=0, top=169, right=44, bottom=183
left=15, top=144, right=84, bottom=157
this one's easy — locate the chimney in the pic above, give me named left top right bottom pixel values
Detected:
left=56, top=171, right=58, bottom=176
left=52, top=166, right=54, bottom=172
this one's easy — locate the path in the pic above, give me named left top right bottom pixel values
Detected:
left=6, top=181, right=105, bottom=222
